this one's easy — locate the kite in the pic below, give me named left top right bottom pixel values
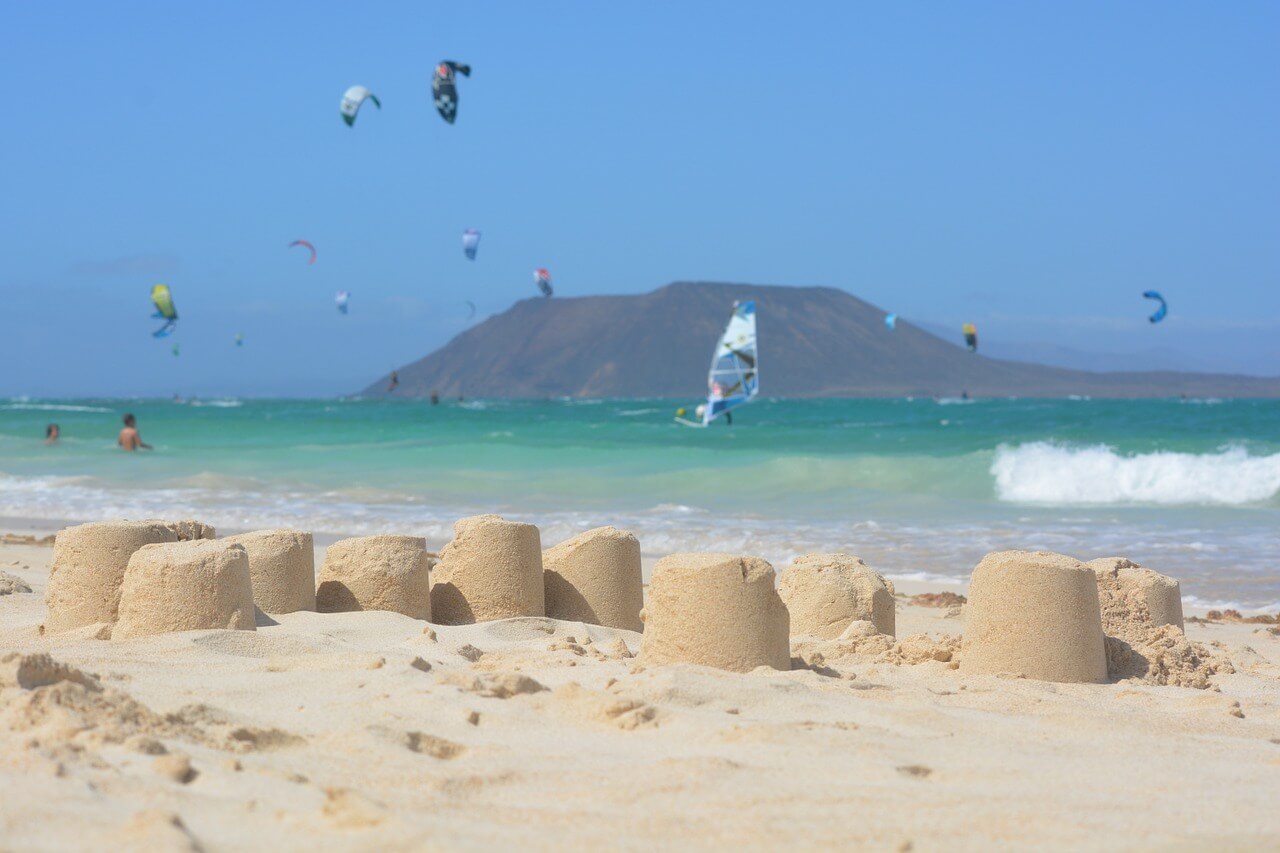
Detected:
left=289, top=239, right=316, bottom=265
left=462, top=228, right=480, bottom=260
left=534, top=268, right=553, bottom=297
left=885, top=313, right=897, bottom=330
left=151, top=284, right=177, bottom=338
left=962, top=323, right=978, bottom=353
left=235, top=333, right=244, bottom=347
left=1143, top=291, right=1167, bottom=324
left=340, top=86, right=381, bottom=127
left=431, top=61, right=471, bottom=124
left=335, top=291, right=350, bottom=314
left=465, top=300, right=477, bottom=320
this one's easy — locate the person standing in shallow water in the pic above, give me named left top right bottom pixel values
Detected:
left=118, top=413, right=152, bottom=451
left=44, top=424, right=59, bottom=445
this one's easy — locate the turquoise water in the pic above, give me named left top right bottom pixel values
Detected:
left=2, top=397, right=1279, bottom=609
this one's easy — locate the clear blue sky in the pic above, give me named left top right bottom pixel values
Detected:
left=3, top=1, right=1277, bottom=396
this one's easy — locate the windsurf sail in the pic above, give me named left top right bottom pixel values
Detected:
left=700, top=300, right=758, bottom=425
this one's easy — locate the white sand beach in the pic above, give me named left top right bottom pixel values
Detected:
left=1, top=520, right=1278, bottom=851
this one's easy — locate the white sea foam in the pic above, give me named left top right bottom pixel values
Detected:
left=0, top=403, right=113, bottom=413
left=187, top=399, right=243, bottom=408
left=992, top=442, right=1280, bottom=506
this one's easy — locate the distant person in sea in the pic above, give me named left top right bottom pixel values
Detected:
left=118, top=414, right=152, bottom=451
left=431, top=391, right=439, bottom=405
left=44, top=424, right=59, bottom=445
left=387, top=371, right=399, bottom=393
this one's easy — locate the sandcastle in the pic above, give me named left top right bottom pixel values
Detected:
left=1087, top=557, right=1184, bottom=635
left=114, top=540, right=256, bottom=639
left=778, top=553, right=896, bottom=638
left=542, top=526, right=643, bottom=631
left=638, top=553, right=790, bottom=672
left=157, top=519, right=217, bottom=541
left=316, top=535, right=432, bottom=619
left=431, top=515, right=544, bottom=625
left=961, top=550, right=1108, bottom=683
left=44, top=520, right=179, bottom=632
left=223, top=529, right=316, bottom=614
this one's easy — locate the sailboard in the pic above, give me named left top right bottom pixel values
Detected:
left=676, top=300, right=759, bottom=427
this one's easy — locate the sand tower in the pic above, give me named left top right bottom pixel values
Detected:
left=1087, top=557, right=1184, bottom=635
left=223, top=529, right=316, bottom=614
left=114, top=540, right=256, bottom=639
left=431, top=515, right=544, bottom=625
left=44, top=520, right=179, bottom=632
left=638, top=553, right=790, bottom=672
left=778, top=553, right=896, bottom=638
left=543, top=526, right=643, bottom=631
left=316, top=535, right=431, bottom=619
left=961, top=550, right=1108, bottom=683
left=158, top=519, right=217, bottom=541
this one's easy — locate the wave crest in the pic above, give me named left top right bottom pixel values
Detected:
left=992, top=442, right=1280, bottom=506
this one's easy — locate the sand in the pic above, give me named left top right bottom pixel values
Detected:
left=1, top=528, right=1279, bottom=850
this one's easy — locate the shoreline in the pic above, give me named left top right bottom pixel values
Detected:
left=10, top=515, right=1274, bottom=617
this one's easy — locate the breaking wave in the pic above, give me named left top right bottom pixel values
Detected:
left=992, top=442, right=1280, bottom=506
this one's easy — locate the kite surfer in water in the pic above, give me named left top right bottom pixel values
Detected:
left=387, top=371, right=399, bottom=393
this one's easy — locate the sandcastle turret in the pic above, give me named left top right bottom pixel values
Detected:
left=638, top=553, right=790, bottom=672
left=316, top=535, right=432, bottom=619
left=431, top=515, right=544, bottom=625
left=1087, top=557, right=1184, bottom=635
left=114, top=540, right=256, bottom=639
left=223, top=529, right=316, bottom=614
left=778, top=553, right=896, bottom=638
left=543, top=526, right=643, bottom=631
left=44, top=520, right=179, bottom=632
left=961, top=550, right=1107, bottom=683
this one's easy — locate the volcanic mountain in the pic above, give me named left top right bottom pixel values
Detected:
left=362, top=282, right=1280, bottom=398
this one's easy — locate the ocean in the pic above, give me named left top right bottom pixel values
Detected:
left=2, top=396, right=1278, bottom=611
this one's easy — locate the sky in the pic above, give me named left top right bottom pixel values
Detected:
left=2, top=1, right=1277, bottom=397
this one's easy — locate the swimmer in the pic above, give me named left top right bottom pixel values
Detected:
left=118, top=413, right=152, bottom=451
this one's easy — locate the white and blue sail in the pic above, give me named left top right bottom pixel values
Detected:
left=700, top=300, right=759, bottom=424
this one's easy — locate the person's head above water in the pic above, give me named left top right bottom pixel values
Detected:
left=45, top=423, right=59, bottom=439
left=123, top=413, right=136, bottom=427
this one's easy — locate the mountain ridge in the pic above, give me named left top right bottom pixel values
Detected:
left=362, top=282, right=1280, bottom=399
